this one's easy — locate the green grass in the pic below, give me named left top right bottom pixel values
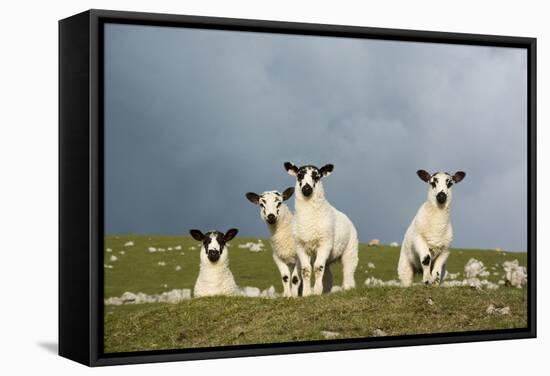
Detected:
left=103, top=235, right=528, bottom=353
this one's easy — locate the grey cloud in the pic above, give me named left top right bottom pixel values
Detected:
left=104, top=24, right=527, bottom=251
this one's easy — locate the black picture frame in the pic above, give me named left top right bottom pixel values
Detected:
left=59, top=9, right=537, bottom=367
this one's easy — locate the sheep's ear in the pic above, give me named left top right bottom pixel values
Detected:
left=320, top=164, right=334, bottom=177
left=417, top=170, right=431, bottom=183
left=284, top=162, right=299, bottom=176
left=224, top=228, right=239, bottom=242
left=189, top=229, right=204, bottom=241
left=245, top=192, right=260, bottom=205
left=453, top=171, right=466, bottom=184
left=282, top=187, right=295, bottom=201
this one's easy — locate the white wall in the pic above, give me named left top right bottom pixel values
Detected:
left=0, top=0, right=546, bottom=374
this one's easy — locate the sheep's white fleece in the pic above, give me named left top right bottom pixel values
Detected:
left=194, top=246, right=238, bottom=297
left=293, top=182, right=358, bottom=295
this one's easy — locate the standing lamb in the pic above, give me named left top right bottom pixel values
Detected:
left=284, top=162, right=359, bottom=296
left=246, top=187, right=301, bottom=297
left=190, top=228, right=240, bottom=297
left=397, top=170, right=466, bottom=287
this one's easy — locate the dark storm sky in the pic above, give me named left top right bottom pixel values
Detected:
left=104, top=23, right=527, bottom=251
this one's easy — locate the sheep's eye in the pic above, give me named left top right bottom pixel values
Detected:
left=430, top=178, right=438, bottom=188
left=446, top=179, right=453, bottom=188
left=277, top=202, right=281, bottom=208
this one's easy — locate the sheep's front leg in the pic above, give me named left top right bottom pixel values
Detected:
left=290, top=259, right=301, bottom=297
left=313, top=242, right=332, bottom=295
left=413, top=237, right=433, bottom=285
left=296, top=243, right=312, bottom=297
left=273, top=253, right=292, bottom=297
left=431, top=249, right=450, bottom=285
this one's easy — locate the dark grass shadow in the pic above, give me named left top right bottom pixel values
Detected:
left=37, top=341, right=58, bottom=354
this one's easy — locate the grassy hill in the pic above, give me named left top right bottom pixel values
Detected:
left=103, top=235, right=528, bottom=353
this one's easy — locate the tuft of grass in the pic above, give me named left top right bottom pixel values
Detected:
left=103, top=235, right=528, bottom=353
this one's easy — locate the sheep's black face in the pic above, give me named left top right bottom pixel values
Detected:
left=284, top=162, right=333, bottom=198
left=203, top=232, right=224, bottom=262
left=417, top=170, right=466, bottom=207
left=189, top=228, right=239, bottom=263
left=245, top=188, right=294, bottom=225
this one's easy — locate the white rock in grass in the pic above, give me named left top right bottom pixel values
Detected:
left=174, top=245, right=182, bottom=250
left=148, top=247, right=157, bottom=253
left=446, top=272, right=460, bottom=280
left=238, top=241, right=265, bottom=252
left=364, top=277, right=400, bottom=287
left=372, top=329, right=387, bottom=337
left=168, top=247, right=173, bottom=251
left=124, top=241, right=134, bottom=247
left=464, top=258, right=487, bottom=279
left=462, top=278, right=482, bottom=289
left=104, top=289, right=192, bottom=305
left=119, top=250, right=125, bottom=255
left=321, top=331, right=340, bottom=339
left=260, top=285, right=277, bottom=298
left=157, top=261, right=166, bottom=266
left=367, top=262, right=376, bottom=269
left=486, top=304, right=511, bottom=315
left=241, top=286, right=261, bottom=297
left=441, top=280, right=464, bottom=287
left=189, top=246, right=197, bottom=251
left=157, top=289, right=191, bottom=303
left=175, top=265, right=182, bottom=271
left=502, top=260, right=527, bottom=288
left=109, top=255, right=118, bottom=262
left=158, top=248, right=166, bottom=252
left=106, top=248, right=112, bottom=253
left=180, top=252, right=185, bottom=256
left=480, top=279, right=499, bottom=290
left=104, top=264, right=114, bottom=269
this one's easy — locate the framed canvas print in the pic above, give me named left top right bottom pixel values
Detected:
left=59, top=9, right=536, bottom=366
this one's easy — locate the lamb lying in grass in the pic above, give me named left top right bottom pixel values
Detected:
left=189, top=228, right=239, bottom=297
left=398, top=170, right=466, bottom=287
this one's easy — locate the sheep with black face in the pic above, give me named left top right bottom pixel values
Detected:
left=397, top=170, right=466, bottom=287
left=246, top=187, right=301, bottom=297
left=284, top=162, right=359, bottom=296
left=189, top=228, right=240, bottom=297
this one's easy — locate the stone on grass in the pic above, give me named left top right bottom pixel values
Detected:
left=486, top=304, right=511, bottom=315
left=321, top=331, right=340, bottom=339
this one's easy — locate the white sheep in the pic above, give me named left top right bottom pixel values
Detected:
left=189, top=228, right=240, bottom=297
left=285, top=162, right=359, bottom=296
left=398, top=170, right=466, bottom=286
left=246, top=187, right=301, bottom=297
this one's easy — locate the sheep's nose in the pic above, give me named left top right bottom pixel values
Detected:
left=207, top=249, right=220, bottom=262
left=436, top=192, right=447, bottom=204
left=267, top=214, right=276, bottom=224
left=302, top=184, right=313, bottom=197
